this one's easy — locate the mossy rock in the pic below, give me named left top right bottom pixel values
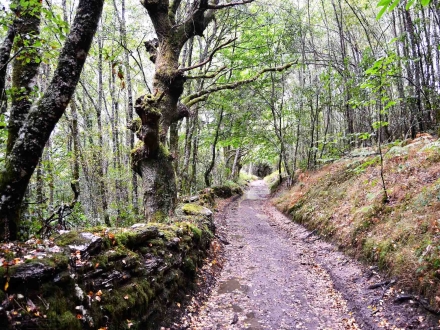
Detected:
left=181, top=203, right=213, bottom=217
left=212, top=186, right=233, bottom=198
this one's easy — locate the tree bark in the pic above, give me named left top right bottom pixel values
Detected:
left=96, top=28, right=111, bottom=226
left=0, top=0, right=104, bottom=240
left=204, top=108, right=224, bottom=187
left=0, top=25, right=16, bottom=113
left=6, top=0, right=42, bottom=156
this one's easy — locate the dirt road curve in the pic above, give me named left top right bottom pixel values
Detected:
left=177, top=181, right=440, bottom=330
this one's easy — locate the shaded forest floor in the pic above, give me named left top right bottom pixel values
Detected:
left=170, top=181, right=440, bottom=329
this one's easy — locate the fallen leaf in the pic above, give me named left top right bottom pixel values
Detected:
left=4, top=279, right=9, bottom=291
left=96, top=290, right=103, bottom=296
left=124, top=295, right=129, bottom=300
left=76, top=314, right=82, bottom=319
left=95, top=296, right=101, bottom=302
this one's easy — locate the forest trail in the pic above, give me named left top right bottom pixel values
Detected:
left=177, top=181, right=440, bottom=330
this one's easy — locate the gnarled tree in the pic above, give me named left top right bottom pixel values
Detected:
left=130, top=0, right=253, bottom=221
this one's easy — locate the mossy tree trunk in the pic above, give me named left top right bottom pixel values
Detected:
left=6, top=0, right=42, bottom=157
left=0, top=0, right=104, bottom=240
left=0, top=25, right=16, bottom=113
left=130, top=0, right=219, bottom=221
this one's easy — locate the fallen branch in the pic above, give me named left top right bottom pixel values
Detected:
left=368, top=280, right=392, bottom=290
left=394, top=294, right=440, bottom=315
left=37, top=181, right=80, bottom=237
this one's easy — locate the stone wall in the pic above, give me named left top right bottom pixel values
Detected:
left=0, top=207, right=214, bottom=330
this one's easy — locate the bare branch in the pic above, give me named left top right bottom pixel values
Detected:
left=186, top=65, right=227, bottom=79
left=207, top=0, right=254, bottom=9
left=182, top=61, right=296, bottom=106
left=180, top=38, right=236, bottom=72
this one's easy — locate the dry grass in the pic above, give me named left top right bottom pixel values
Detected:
left=272, top=136, right=440, bottom=306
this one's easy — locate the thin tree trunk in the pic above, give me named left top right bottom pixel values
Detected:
left=204, top=108, right=224, bottom=187
left=6, top=0, right=42, bottom=156
left=0, top=25, right=16, bottom=113
left=97, top=28, right=110, bottom=226
left=113, top=0, right=139, bottom=215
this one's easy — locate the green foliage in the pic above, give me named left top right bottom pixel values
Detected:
left=376, top=0, right=431, bottom=19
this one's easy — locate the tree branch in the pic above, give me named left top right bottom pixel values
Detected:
left=186, top=65, right=227, bottom=79
left=180, top=38, right=236, bottom=72
left=207, top=0, right=254, bottom=9
left=182, top=62, right=296, bottom=106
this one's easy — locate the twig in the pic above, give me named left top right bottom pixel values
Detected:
left=180, top=38, right=236, bottom=72
left=303, top=229, right=317, bottom=240
left=394, top=294, right=440, bottom=315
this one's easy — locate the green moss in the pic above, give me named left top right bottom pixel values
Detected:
left=158, top=143, right=171, bottom=159
left=182, top=203, right=206, bottom=215
left=42, top=311, right=81, bottom=330
left=147, top=238, right=165, bottom=247
left=54, top=231, right=87, bottom=247
left=131, top=140, right=144, bottom=154
left=151, top=210, right=167, bottom=222
left=182, top=257, right=196, bottom=276
left=91, top=253, right=109, bottom=268
left=188, top=224, right=202, bottom=241
left=24, top=254, right=69, bottom=270
left=98, top=279, right=153, bottom=327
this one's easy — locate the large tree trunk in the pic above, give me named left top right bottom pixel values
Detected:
left=0, top=0, right=104, bottom=240
left=130, top=1, right=217, bottom=221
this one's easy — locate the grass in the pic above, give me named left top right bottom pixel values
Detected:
left=271, top=136, right=440, bottom=305
left=264, top=171, right=283, bottom=193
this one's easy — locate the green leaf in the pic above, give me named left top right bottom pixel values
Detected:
left=405, top=0, right=416, bottom=10
left=388, top=0, right=400, bottom=11
left=376, top=6, right=388, bottom=20
left=377, top=0, right=392, bottom=6
left=420, top=0, right=431, bottom=6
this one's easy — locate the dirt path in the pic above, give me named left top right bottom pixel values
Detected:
left=176, top=181, right=440, bottom=330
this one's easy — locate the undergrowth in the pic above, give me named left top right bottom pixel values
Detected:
left=271, top=136, right=440, bottom=306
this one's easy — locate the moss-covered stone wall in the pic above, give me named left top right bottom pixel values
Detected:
left=0, top=215, right=212, bottom=330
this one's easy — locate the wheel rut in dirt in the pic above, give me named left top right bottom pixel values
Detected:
left=180, top=180, right=440, bottom=329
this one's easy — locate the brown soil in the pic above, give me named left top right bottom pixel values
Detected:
left=170, top=181, right=440, bottom=329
